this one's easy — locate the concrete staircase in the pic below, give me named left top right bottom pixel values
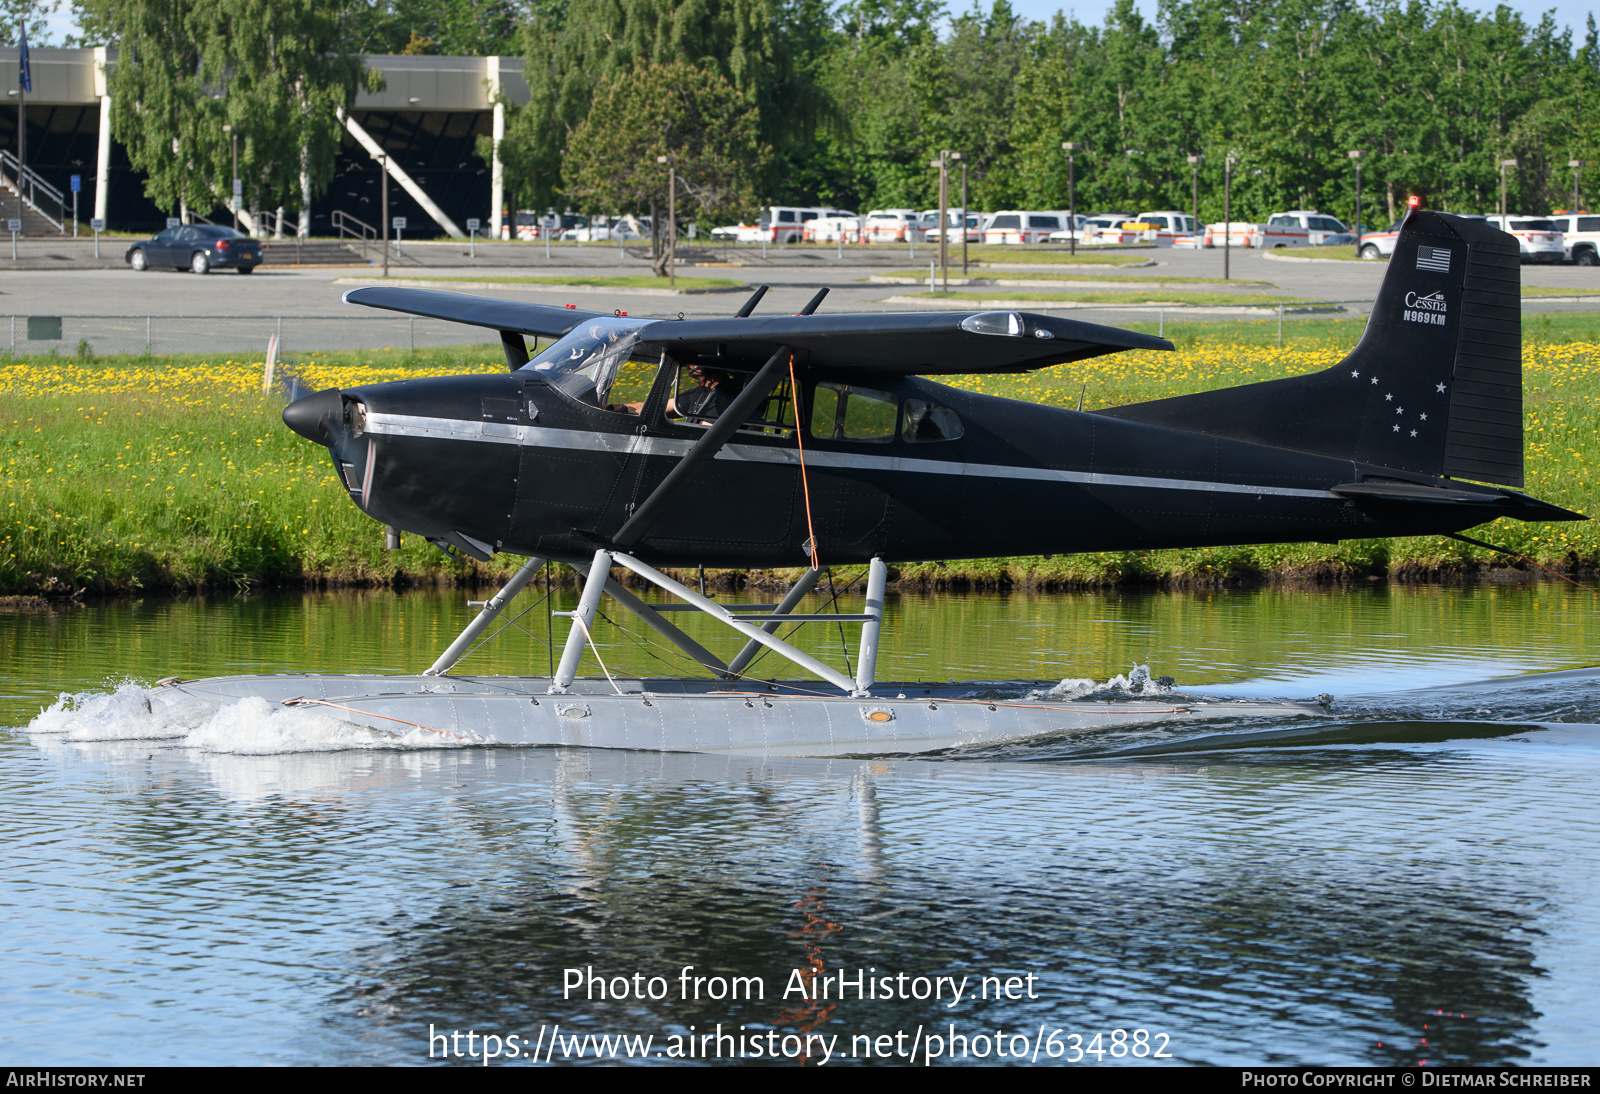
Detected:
left=260, top=240, right=373, bottom=266
left=0, top=187, right=68, bottom=236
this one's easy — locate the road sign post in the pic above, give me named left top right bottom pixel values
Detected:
left=466, top=216, right=480, bottom=258
left=70, top=174, right=80, bottom=237
left=90, top=217, right=104, bottom=258
left=7, top=218, right=20, bottom=259
left=392, top=216, right=407, bottom=258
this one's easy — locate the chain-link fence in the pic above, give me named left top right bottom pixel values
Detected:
left=0, top=315, right=504, bottom=359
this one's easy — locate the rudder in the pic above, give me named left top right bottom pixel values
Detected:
left=1098, top=209, right=1523, bottom=487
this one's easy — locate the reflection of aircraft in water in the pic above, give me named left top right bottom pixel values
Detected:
left=149, top=207, right=1583, bottom=755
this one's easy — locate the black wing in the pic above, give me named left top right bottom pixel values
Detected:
left=632, top=311, right=1170, bottom=374
left=341, top=286, right=613, bottom=338
left=343, top=286, right=1172, bottom=374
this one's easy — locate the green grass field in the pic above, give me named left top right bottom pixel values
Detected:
left=3, top=316, right=1597, bottom=596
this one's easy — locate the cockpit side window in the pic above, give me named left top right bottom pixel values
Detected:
left=902, top=398, right=963, bottom=443
left=810, top=382, right=897, bottom=443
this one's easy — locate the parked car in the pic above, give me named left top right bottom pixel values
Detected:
left=125, top=224, right=263, bottom=275
left=515, top=211, right=586, bottom=240
left=1483, top=215, right=1566, bottom=264
left=1044, top=214, right=1090, bottom=243
left=735, top=206, right=850, bottom=244
left=983, top=211, right=1071, bottom=244
left=1075, top=212, right=1140, bottom=245
left=860, top=209, right=923, bottom=243
left=562, top=215, right=650, bottom=242
left=1358, top=220, right=1403, bottom=259
left=1266, top=211, right=1356, bottom=245
left=1544, top=213, right=1598, bottom=265
left=1132, top=211, right=1204, bottom=246
left=942, top=212, right=986, bottom=244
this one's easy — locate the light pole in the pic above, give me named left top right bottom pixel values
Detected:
left=1500, top=158, right=1518, bottom=218
left=1061, top=142, right=1081, bottom=256
left=1348, top=150, right=1364, bottom=237
left=1187, top=154, right=1201, bottom=225
left=380, top=152, right=389, bottom=278
left=656, top=154, right=676, bottom=289
left=930, top=150, right=951, bottom=292
left=955, top=152, right=967, bottom=276
left=223, top=124, right=240, bottom=231
left=1571, top=160, right=1585, bottom=213
left=1223, top=155, right=1236, bottom=280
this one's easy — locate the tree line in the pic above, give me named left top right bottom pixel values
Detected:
left=508, top=0, right=1600, bottom=230
left=49, top=0, right=1600, bottom=230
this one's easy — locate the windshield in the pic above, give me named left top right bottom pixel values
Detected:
left=525, top=316, right=652, bottom=405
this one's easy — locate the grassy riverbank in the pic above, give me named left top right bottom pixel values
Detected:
left=3, top=317, right=1597, bottom=596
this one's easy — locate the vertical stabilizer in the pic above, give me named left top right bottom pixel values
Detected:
left=1099, top=209, right=1524, bottom=487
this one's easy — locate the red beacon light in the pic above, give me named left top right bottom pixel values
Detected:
left=1407, top=195, right=1422, bottom=208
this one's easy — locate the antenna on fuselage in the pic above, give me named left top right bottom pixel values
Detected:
left=734, top=285, right=769, bottom=318
left=797, top=288, right=829, bottom=315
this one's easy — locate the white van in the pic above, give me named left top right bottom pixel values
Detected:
left=1547, top=213, right=1600, bottom=265
left=1132, top=211, right=1203, bottom=246
left=983, top=211, right=1069, bottom=244
left=861, top=209, right=922, bottom=244
left=1483, top=215, right=1566, bottom=264
left=738, top=206, right=850, bottom=244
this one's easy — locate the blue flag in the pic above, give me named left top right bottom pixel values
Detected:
left=18, top=23, right=30, bottom=93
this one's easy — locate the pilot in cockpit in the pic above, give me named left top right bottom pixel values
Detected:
left=610, top=363, right=738, bottom=421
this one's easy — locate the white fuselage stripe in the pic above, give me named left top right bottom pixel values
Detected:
left=363, top=411, right=1341, bottom=501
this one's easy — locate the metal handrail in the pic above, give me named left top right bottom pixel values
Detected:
left=0, top=150, right=66, bottom=232
left=331, top=209, right=377, bottom=256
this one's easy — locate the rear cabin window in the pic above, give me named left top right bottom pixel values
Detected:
left=810, top=383, right=897, bottom=443
left=1028, top=215, right=1061, bottom=229
left=990, top=215, right=1021, bottom=230
left=801, top=211, right=819, bottom=222
left=1580, top=217, right=1600, bottom=232
left=902, top=399, right=963, bottom=443
left=778, top=210, right=796, bottom=222
left=1509, top=220, right=1556, bottom=231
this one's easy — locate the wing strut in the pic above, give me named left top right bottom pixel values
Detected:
left=611, top=342, right=793, bottom=550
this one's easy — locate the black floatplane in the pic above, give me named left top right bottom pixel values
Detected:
left=149, top=207, right=1582, bottom=755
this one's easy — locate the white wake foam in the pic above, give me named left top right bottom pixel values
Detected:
left=28, top=685, right=486, bottom=754
left=1030, top=663, right=1175, bottom=701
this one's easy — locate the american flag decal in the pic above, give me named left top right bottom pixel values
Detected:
left=1416, top=245, right=1451, bottom=272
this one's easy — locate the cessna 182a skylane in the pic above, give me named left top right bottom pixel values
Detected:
left=147, top=208, right=1582, bottom=756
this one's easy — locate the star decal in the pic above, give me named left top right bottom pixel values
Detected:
left=1410, top=429, right=1418, bottom=437
left=1385, top=393, right=1393, bottom=402
left=1436, top=382, right=1447, bottom=393
left=1396, top=407, right=1404, bottom=414
left=1392, top=424, right=1401, bottom=432
left=1419, top=413, right=1427, bottom=421
left=1351, top=370, right=1360, bottom=378
left=1372, top=377, right=1380, bottom=385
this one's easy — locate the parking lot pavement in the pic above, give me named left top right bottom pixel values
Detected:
left=0, top=242, right=1588, bottom=323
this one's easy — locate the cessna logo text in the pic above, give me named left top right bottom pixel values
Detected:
left=1404, top=290, right=1447, bottom=326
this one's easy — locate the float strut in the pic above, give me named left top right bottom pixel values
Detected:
left=726, top=565, right=823, bottom=677
left=424, top=555, right=547, bottom=676
left=550, top=549, right=612, bottom=692
left=854, top=557, right=888, bottom=696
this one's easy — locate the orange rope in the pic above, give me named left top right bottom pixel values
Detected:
left=790, top=354, right=821, bottom=571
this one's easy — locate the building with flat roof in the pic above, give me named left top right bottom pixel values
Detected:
left=0, top=47, right=532, bottom=238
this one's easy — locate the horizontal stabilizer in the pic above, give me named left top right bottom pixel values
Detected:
left=1330, top=481, right=1585, bottom=522
left=342, top=286, right=613, bottom=338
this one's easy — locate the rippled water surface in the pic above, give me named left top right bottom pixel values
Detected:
left=3, top=583, right=1599, bottom=1065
